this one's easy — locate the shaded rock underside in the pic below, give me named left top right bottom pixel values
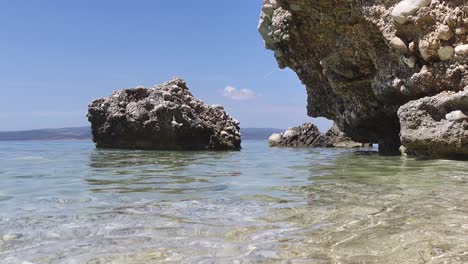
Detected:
left=259, top=0, right=467, bottom=156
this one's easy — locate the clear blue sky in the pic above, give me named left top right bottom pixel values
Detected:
left=0, top=0, right=332, bottom=132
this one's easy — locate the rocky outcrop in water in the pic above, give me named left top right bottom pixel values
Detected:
left=399, top=89, right=468, bottom=157
left=259, top=0, right=468, bottom=156
left=268, top=123, right=327, bottom=147
left=87, top=78, right=241, bottom=150
left=268, top=123, right=371, bottom=148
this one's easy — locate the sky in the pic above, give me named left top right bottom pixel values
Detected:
left=0, top=0, right=332, bottom=132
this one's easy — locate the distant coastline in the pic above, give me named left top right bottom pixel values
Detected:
left=0, top=127, right=284, bottom=141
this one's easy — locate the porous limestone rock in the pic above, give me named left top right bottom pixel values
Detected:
left=268, top=123, right=371, bottom=148
left=268, top=123, right=327, bottom=147
left=398, top=89, right=468, bottom=157
left=436, top=24, right=453, bottom=41
left=259, top=0, right=468, bottom=156
left=87, top=78, right=241, bottom=150
left=391, top=0, right=431, bottom=24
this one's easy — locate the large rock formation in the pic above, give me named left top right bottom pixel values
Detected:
left=268, top=123, right=371, bottom=148
left=259, top=0, right=468, bottom=156
left=399, top=89, right=468, bottom=157
left=87, top=78, right=241, bottom=150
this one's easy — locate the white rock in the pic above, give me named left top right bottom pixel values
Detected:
left=438, top=46, right=454, bottom=61
left=266, top=0, right=278, bottom=8
left=419, top=39, right=438, bottom=61
left=400, top=145, right=408, bottom=156
left=420, top=65, right=429, bottom=74
left=268, top=133, right=282, bottom=145
left=389, top=37, right=408, bottom=53
left=391, top=0, right=430, bottom=24
left=455, top=27, right=467, bottom=35
left=3, top=233, right=22, bottom=240
left=436, top=25, right=453, bottom=41
left=403, top=56, right=416, bottom=68
left=455, top=44, right=468, bottom=56
left=171, top=117, right=182, bottom=127
left=445, top=110, right=467, bottom=121
left=181, top=104, right=191, bottom=111
left=282, top=129, right=296, bottom=138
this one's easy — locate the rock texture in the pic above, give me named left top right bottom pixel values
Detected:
left=259, top=0, right=468, bottom=156
left=87, top=78, right=241, bottom=150
left=268, top=123, right=371, bottom=148
left=399, top=89, right=468, bottom=157
left=269, top=123, right=327, bottom=147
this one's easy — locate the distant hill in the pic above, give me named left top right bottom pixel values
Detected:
left=0, top=127, right=283, bottom=141
left=0, top=127, right=92, bottom=141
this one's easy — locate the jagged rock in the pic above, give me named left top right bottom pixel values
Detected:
left=259, top=0, right=468, bottom=156
left=268, top=123, right=370, bottom=148
left=269, top=123, right=327, bottom=147
left=87, top=78, right=241, bottom=150
left=398, top=89, right=468, bottom=157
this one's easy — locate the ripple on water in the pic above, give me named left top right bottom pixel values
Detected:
left=0, top=141, right=467, bottom=263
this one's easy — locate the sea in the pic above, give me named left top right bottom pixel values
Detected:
left=1, top=140, right=467, bottom=263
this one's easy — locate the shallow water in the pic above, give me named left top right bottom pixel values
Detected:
left=0, top=140, right=467, bottom=263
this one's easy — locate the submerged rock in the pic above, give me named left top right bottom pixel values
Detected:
left=259, top=0, right=468, bottom=156
left=87, top=78, right=241, bottom=150
left=269, top=123, right=371, bottom=148
left=399, top=89, right=468, bottom=157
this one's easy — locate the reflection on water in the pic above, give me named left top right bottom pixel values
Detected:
left=87, top=149, right=236, bottom=195
left=0, top=141, right=467, bottom=263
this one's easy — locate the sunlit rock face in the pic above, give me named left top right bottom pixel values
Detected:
left=268, top=123, right=327, bottom=147
left=268, top=123, right=371, bottom=148
left=87, top=78, right=241, bottom=150
left=399, top=89, right=468, bottom=157
left=259, top=0, right=467, bottom=156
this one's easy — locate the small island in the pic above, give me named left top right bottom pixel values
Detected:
left=87, top=78, right=241, bottom=150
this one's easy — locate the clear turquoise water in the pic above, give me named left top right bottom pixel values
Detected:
left=0, top=140, right=467, bottom=263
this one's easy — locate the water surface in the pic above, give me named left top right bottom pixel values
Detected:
left=0, top=141, right=467, bottom=263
